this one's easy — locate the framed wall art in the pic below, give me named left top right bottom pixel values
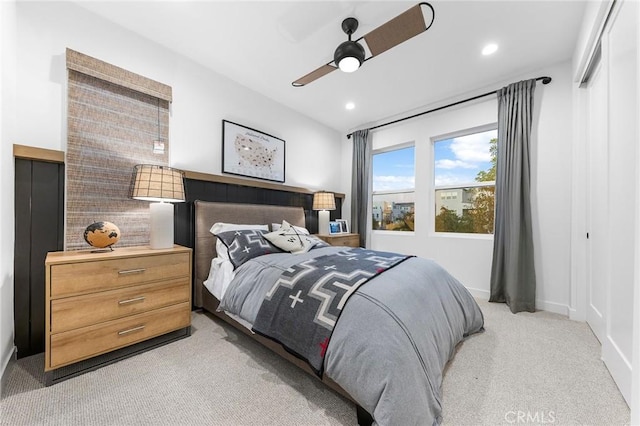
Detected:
left=222, top=120, right=285, bottom=183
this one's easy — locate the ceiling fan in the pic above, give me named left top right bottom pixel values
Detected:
left=292, top=2, right=435, bottom=87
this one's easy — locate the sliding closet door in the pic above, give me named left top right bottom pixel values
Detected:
left=584, top=0, right=637, bottom=407
left=585, top=59, right=608, bottom=345
left=600, top=0, right=637, bottom=405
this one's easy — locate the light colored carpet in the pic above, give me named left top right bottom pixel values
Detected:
left=0, top=299, right=630, bottom=425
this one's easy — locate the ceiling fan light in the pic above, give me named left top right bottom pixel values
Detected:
left=334, top=40, right=365, bottom=73
left=338, top=56, right=361, bottom=73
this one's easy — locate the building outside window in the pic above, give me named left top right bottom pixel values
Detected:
left=372, top=144, right=415, bottom=232
left=433, top=127, right=497, bottom=234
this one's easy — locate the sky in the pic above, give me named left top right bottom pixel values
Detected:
left=372, top=129, right=496, bottom=192
left=434, top=129, right=496, bottom=186
left=372, top=146, right=415, bottom=192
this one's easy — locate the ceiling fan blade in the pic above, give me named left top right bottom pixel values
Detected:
left=292, top=64, right=337, bottom=87
left=363, top=3, right=433, bottom=57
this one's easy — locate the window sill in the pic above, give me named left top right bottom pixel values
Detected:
left=371, top=230, right=415, bottom=236
left=430, top=232, right=493, bottom=240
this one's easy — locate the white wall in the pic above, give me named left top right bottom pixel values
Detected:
left=342, top=61, right=574, bottom=315
left=0, top=0, right=17, bottom=381
left=14, top=2, right=342, bottom=191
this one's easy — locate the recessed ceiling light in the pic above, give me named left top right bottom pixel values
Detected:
left=482, top=43, right=498, bottom=56
left=345, top=102, right=355, bottom=110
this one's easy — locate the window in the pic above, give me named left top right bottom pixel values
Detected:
left=372, top=144, right=415, bottom=231
left=433, top=127, right=497, bottom=234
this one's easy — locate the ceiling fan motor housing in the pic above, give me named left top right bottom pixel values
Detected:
left=334, top=40, right=365, bottom=71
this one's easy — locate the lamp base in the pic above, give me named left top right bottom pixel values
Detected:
left=149, top=202, right=174, bottom=249
left=318, top=210, right=330, bottom=235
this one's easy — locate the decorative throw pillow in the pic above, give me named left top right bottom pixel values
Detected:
left=271, top=222, right=310, bottom=235
left=264, top=220, right=329, bottom=254
left=214, top=229, right=283, bottom=269
left=209, top=223, right=269, bottom=260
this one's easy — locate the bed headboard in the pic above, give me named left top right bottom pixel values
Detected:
left=193, top=200, right=306, bottom=307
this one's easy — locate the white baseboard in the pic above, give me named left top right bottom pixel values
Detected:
left=465, top=286, right=571, bottom=317
left=535, top=299, right=570, bottom=316
left=568, top=306, right=587, bottom=322
left=1, top=346, right=17, bottom=397
left=602, top=336, right=632, bottom=407
left=466, top=287, right=489, bottom=300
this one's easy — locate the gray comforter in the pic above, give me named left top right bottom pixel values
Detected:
left=219, top=246, right=484, bottom=425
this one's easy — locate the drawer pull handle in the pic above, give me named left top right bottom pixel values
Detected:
left=118, top=268, right=146, bottom=275
left=118, top=325, right=145, bottom=336
left=118, top=296, right=146, bottom=305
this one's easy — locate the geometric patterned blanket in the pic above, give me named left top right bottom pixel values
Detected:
left=251, top=248, right=413, bottom=377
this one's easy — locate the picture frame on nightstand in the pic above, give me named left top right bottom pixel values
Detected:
left=329, top=221, right=342, bottom=234
left=336, top=219, right=349, bottom=233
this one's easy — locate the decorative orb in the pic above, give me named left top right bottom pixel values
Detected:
left=84, top=221, right=121, bottom=249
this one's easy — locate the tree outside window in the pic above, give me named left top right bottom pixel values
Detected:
left=434, top=128, right=496, bottom=234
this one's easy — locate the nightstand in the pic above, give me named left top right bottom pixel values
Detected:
left=315, top=233, right=360, bottom=248
left=44, top=245, right=192, bottom=384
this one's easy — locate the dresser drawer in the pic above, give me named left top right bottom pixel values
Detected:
left=49, top=302, right=190, bottom=368
left=50, top=278, right=190, bottom=333
left=50, top=252, right=190, bottom=297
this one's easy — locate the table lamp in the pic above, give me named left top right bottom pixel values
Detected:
left=131, top=164, right=185, bottom=249
left=313, top=191, right=336, bottom=235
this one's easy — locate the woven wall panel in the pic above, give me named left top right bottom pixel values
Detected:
left=66, top=48, right=172, bottom=102
left=66, top=69, right=169, bottom=250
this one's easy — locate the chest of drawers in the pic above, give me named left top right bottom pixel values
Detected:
left=45, top=245, right=192, bottom=382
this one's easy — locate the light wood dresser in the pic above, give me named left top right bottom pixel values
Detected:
left=315, top=233, right=360, bottom=248
left=45, top=245, right=192, bottom=385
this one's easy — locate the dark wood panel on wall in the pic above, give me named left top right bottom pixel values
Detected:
left=14, top=159, right=65, bottom=358
left=174, top=177, right=343, bottom=251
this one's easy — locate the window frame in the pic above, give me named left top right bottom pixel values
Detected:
left=371, top=142, right=416, bottom=234
left=430, top=123, right=497, bottom=239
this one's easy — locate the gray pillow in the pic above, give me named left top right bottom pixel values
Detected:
left=214, top=229, right=283, bottom=269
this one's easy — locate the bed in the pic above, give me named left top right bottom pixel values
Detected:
left=193, top=200, right=484, bottom=425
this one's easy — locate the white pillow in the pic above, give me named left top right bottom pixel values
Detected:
left=202, top=257, right=235, bottom=300
left=264, top=220, right=318, bottom=254
left=271, top=222, right=310, bottom=235
left=210, top=223, right=268, bottom=260
left=216, top=239, right=230, bottom=261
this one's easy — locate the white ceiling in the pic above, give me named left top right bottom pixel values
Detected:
left=76, top=1, right=586, bottom=134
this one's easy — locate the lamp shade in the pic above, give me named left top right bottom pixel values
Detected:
left=130, top=164, right=185, bottom=203
left=313, top=191, right=336, bottom=211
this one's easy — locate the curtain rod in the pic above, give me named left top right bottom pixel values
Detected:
left=346, top=76, right=552, bottom=139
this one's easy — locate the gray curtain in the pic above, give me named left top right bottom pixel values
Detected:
left=489, top=79, right=537, bottom=313
left=351, top=129, right=371, bottom=247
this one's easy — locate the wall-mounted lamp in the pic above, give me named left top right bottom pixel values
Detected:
left=130, top=164, right=185, bottom=249
left=313, top=191, right=336, bottom=235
